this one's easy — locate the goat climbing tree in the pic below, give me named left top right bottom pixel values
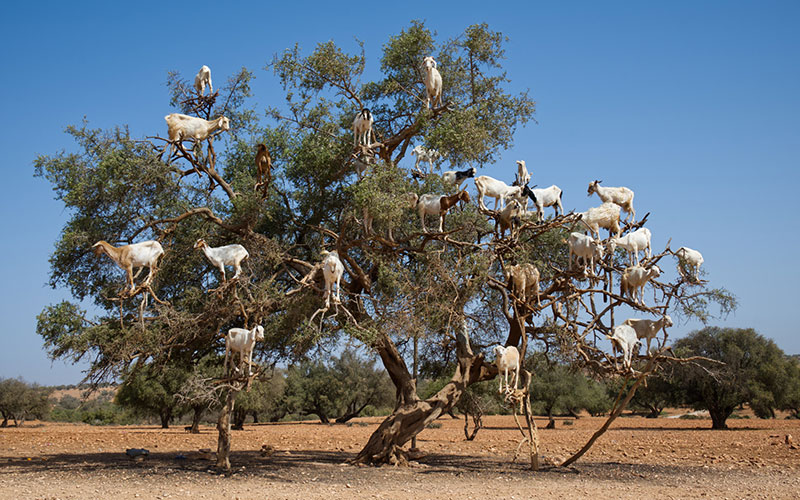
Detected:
left=35, top=20, right=734, bottom=470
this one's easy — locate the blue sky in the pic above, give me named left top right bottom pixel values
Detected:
left=1, top=1, right=798, bottom=385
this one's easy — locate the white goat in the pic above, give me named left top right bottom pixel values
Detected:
left=165, top=114, right=231, bottom=144
left=623, top=315, right=673, bottom=355
left=194, top=239, right=249, bottom=281
left=497, top=200, right=523, bottom=238
left=352, top=109, right=375, bottom=147
left=422, top=56, right=443, bottom=109
left=91, top=240, right=165, bottom=293
left=587, top=180, right=636, bottom=222
left=411, top=145, right=441, bottom=173
left=493, top=345, right=520, bottom=393
left=620, top=265, right=661, bottom=306
left=577, top=202, right=622, bottom=239
left=674, top=246, right=704, bottom=279
left=442, top=167, right=476, bottom=190
left=507, top=263, right=540, bottom=306
left=608, top=227, right=652, bottom=265
left=607, top=324, right=641, bottom=372
left=224, top=325, right=264, bottom=376
left=194, top=65, right=212, bottom=96
left=320, top=250, right=344, bottom=307
left=530, top=185, right=564, bottom=220
left=514, top=160, right=531, bottom=187
left=567, top=232, right=605, bottom=273
left=475, top=175, right=535, bottom=211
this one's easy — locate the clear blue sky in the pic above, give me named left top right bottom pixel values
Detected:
left=1, top=1, right=798, bottom=385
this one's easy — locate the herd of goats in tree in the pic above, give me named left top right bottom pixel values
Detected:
left=85, top=58, right=721, bottom=469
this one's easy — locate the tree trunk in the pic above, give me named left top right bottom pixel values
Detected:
left=216, top=388, right=236, bottom=470
left=160, top=410, right=171, bottom=429
left=0, top=416, right=7, bottom=428
left=251, top=411, right=259, bottom=424
left=335, top=401, right=370, bottom=424
left=190, top=406, right=203, bottom=433
left=709, top=407, right=731, bottom=429
left=232, top=408, right=246, bottom=430
left=353, top=328, right=496, bottom=465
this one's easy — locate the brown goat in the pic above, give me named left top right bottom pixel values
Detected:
left=255, top=143, right=272, bottom=196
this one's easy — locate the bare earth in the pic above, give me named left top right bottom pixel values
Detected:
left=1, top=413, right=799, bottom=499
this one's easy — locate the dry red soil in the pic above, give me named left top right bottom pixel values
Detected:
left=1, top=413, right=799, bottom=499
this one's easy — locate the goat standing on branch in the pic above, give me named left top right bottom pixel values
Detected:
left=529, top=185, right=564, bottom=220
left=255, top=144, right=272, bottom=196
left=493, top=345, right=520, bottom=393
left=422, top=56, right=443, bottom=109
left=587, top=180, right=635, bottom=222
left=577, top=202, right=622, bottom=239
left=224, top=325, right=264, bottom=377
left=194, top=239, right=249, bottom=282
left=164, top=114, right=231, bottom=158
left=609, top=227, right=652, bottom=265
left=91, top=240, right=164, bottom=294
left=620, top=264, right=661, bottom=306
left=352, top=109, right=375, bottom=147
left=320, top=250, right=344, bottom=308
left=496, top=200, right=523, bottom=239
left=442, top=167, right=476, bottom=190
left=674, top=246, right=704, bottom=280
left=567, top=232, right=605, bottom=275
left=411, top=145, right=441, bottom=174
left=514, top=160, right=531, bottom=187
left=194, top=65, right=213, bottom=96
left=475, top=175, right=536, bottom=211
left=607, top=324, right=641, bottom=373
left=412, top=191, right=470, bottom=233
left=507, top=263, right=541, bottom=307
left=623, top=315, right=673, bottom=355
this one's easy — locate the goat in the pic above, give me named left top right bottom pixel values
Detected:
left=493, top=345, right=520, bottom=393
left=194, top=65, right=213, bottom=96
left=620, top=264, right=661, bottom=306
left=352, top=109, right=375, bottom=147
left=92, top=240, right=164, bottom=294
left=608, top=227, right=652, bottom=265
left=587, top=180, right=635, bottom=222
left=567, top=232, right=605, bottom=273
left=496, top=200, right=523, bottom=238
left=194, top=239, right=249, bottom=282
left=530, top=185, right=564, bottom=220
left=224, top=325, right=264, bottom=376
left=415, top=191, right=470, bottom=233
left=577, top=202, right=621, bottom=239
left=411, top=145, right=441, bottom=174
left=165, top=114, right=231, bottom=145
left=320, top=250, right=344, bottom=307
left=674, top=246, right=704, bottom=279
left=255, top=144, right=272, bottom=194
left=422, top=56, right=443, bottom=109
left=506, top=263, right=540, bottom=306
left=442, top=167, right=476, bottom=190
left=475, top=175, right=536, bottom=211
left=514, top=160, right=531, bottom=187
left=623, top=315, right=673, bottom=355
left=607, top=324, right=641, bottom=372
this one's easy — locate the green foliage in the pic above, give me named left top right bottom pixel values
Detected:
left=282, top=349, right=393, bottom=423
left=673, top=327, right=796, bottom=428
left=115, top=364, right=189, bottom=428
left=528, top=354, right=611, bottom=421
left=0, top=378, right=51, bottom=426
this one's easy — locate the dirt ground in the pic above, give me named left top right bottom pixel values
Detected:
left=1, top=412, right=799, bottom=499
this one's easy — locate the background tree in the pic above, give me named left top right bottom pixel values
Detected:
left=673, top=327, right=793, bottom=429
left=115, top=364, right=188, bottom=428
left=233, top=372, right=286, bottom=428
left=0, top=378, right=50, bottom=427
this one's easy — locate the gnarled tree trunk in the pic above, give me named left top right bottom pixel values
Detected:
left=216, top=388, right=236, bottom=470
left=353, top=327, right=496, bottom=465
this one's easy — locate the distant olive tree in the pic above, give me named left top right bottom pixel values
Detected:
left=673, top=327, right=795, bottom=429
left=0, top=378, right=50, bottom=427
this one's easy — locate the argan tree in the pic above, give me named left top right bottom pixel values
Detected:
left=36, top=21, right=733, bottom=469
